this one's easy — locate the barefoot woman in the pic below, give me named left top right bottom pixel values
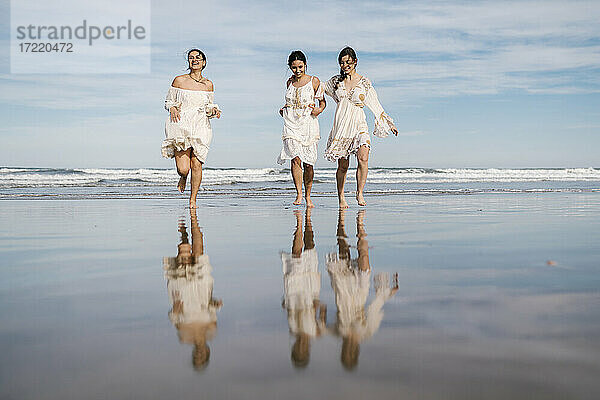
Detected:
left=277, top=50, right=326, bottom=208
left=161, top=49, right=221, bottom=208
left=323, top=47, right=398, bottom=208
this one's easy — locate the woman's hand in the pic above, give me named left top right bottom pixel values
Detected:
left=169, top=106, right=180, bottom=123
left=279, top=106, right=285, bottom=117
left=211, top=107, right=221, bottom=119
left=309, top=104, right=322, bottom=117
left=206, top=107, right=221, bottom=119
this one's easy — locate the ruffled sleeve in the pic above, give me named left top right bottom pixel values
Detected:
left=361, top=273, right=396, bottom=340
left=364, top=80, right=395, bottom=138
left=164, top=87, right=182, bottom=111
left=313, top=78, right=325, bottom=101
left=205, top=92, right=221, bottom=119
left=324, top=76, right=340, bottom=102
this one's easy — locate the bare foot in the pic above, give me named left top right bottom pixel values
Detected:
left=189, top=201, right=197, bottom=209
left=177, top=175, right=187, bottom=193
left=339, top=197, right=349, bottom=209
left=356, top=193, right=366, bottom=206
left=306, top=197, right=315, bottom=208
left=293, top=194, right=303, bottom=206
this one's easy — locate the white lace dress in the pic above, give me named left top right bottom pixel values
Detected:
left=161, top=86, right=220, bottom=163
left=277, top=78, right=324, bottom=166
left=323, top=76, right=395, bottom=161
left=281, top=248, right=321, bottom=337
left=326, top=256, right=396, bottom=341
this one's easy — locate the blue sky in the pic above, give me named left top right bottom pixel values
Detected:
left=1, top=0, right=599, bottom=168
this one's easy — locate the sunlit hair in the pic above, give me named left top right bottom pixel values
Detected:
left=288, top=50, right=307, bottom=67
left=187, top=48, right=207, bottom=71
left=335, top=46, right=357, bottom=90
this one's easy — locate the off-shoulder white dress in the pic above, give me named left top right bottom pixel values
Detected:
left=323, top=76, right=395, bottom=161
left=164, top=255, right=220, bottom=327
left=277, top=77, right=324, bottom=166
left=161, top=86, right=220, bottom=163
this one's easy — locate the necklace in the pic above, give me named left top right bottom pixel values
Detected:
left=188, top=73, right=205, bottom=84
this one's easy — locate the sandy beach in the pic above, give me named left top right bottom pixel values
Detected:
left=1, top=191, right=599, bottom=399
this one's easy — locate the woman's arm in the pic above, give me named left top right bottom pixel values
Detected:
left=205, top=81, right=221, bottom=119
left=311, top=76, right=326, bottom=117
left=364, top=82, right=398, bottom=137
left=165, top=82, right=182, bottom=123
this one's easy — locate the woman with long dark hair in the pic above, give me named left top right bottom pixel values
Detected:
left=161, top=49, right=221, bottom=209
left=277, top=50, right=326, bottom=208
left=323, top=47, right=398, bottom=207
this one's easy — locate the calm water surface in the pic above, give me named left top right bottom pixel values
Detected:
left=1, top=194, right=599, bottom=399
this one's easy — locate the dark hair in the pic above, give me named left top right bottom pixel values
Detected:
left=187, top=48, right=207, bottom=71
left=335, top=46, right=357, bottom=90
left=288, top=50, right=307, bottom=67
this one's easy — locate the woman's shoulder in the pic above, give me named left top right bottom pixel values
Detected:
left=171, top=74, right=188, bottom=88
left=170, top=75, right=214, bottom=91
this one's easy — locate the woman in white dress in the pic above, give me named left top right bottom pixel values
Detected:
left=323, top=47, right=399, bottom=208
left=277, top=50, right=326, bottom=208
left=162, top=49, right=221, bottom=209
left=326, top=210, right=398, bottom=370
left=164, top=209, right=222, bottom=370
left=280, top=209, right=327, bottom=368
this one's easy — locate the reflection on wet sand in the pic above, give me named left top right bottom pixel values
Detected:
left=280, top=209, right=398, bottom=370
left=163, top=209, right=222, bottom=371
left=280, top=209, right=327, bottom=368
left=326, top=210, right=399, bottom=370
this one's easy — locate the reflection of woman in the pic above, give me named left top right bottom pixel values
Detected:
left=323, top=47, right=398, bottom=207
left=280, top=209, right=326, bottom=368
left=326, top=210, right=398, bottom=370
left=277, top=50, right=326, bottom=208
left=163, top=209, right=222, bottom=370
left=161, top=49, right=221, bottom=209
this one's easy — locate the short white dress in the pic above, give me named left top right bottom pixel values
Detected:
left=277, top=77, right=324, bottom=166
left=323, top=75, right=395, bottom=161
left=164, top=255, right=220, bottom=327
left=161, top=86, right=220, bottom=163
left=281, top=248, right=322, bottom=337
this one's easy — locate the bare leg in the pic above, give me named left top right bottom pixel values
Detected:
left=304, top=208, right=314, bottom=250
left=189, top=152, right=203, bottom=209
left=190, top=208, right=204, bottom=256
left=356, top=210, right=370, bottom=271
left=336, top=158, right=350, bottom=209
left=174, top=148, right=191, bottom=193
left=291, top=157, right=303, bottom=205
left=356, top=145, right=369, bottom=206
left=336, top=209, right=350, bottom=258
left=303, top=163, right=315, bottom=208
left=292, top=210, right=303, bottom=257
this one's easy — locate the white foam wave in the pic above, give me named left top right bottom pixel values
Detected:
left=0, top=167, right=598, bottom=188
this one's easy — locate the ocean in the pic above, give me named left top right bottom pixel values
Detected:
left=1, top=167, right=599, bottom=199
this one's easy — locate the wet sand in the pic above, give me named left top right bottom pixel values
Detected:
left=1, top=193, right=599, bottom=399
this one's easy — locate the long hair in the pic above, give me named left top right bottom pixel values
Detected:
left=187, top=48, right=207, bottom=71
left=335, top=46, right=357, bottom=90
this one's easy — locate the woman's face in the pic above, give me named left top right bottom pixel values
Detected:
left=339, top=55, right=356, bottom=75
left=188, top=51, right=205, bottom=72
left=289, top=60, right=306, bottom=78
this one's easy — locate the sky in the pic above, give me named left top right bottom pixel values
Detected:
left=0, top=0, right=599, bottom=168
